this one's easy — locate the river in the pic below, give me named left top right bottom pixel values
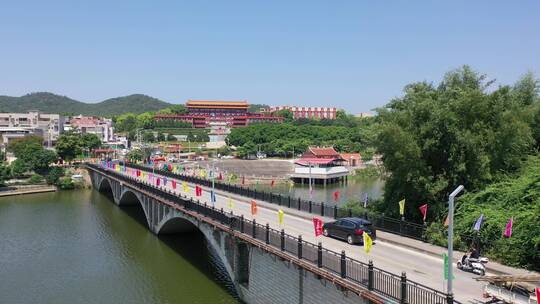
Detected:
left=252, top=177, right=384, bottom=206
left=0, top=190, right=239, bottom=304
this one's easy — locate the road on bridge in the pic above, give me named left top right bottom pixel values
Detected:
left=113, top=167, right=487, bottom=303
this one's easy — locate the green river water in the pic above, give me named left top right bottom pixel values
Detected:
left=0, top=189, right=239, bottom=304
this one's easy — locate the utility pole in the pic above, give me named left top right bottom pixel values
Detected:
left=447, top=185, right=464, bottom=303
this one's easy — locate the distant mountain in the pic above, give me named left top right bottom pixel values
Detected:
left=0, top=92, right=173, bottom=116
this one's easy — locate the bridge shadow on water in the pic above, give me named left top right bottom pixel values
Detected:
left=116, top=198, right=242, bottom=303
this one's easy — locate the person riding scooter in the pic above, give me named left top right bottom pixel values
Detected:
left=458, top=246, right=488, bottom=276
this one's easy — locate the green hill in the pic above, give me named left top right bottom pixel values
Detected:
left=0, top=92, right=173, bottom=116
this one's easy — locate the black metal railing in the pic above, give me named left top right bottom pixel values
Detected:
left=88, top=163, right=458, bottom=304
left=123, top=162, right=427, bottom=240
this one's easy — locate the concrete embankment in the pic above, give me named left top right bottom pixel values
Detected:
left=0, top=185, right=57, bottom=197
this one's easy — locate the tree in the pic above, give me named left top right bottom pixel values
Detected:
left=275, top=109, right=294, bottom=122
left=27, top=148, right=57, bottom=175
left=10, top=159, right=30, bottom=177
left=0, top=163, right=11, bottom=185
left=81, top=133, right=101, bottom=151
left=166, top=133, right=176, bottom=141
left=374, top=66, right=537, bottom=221
left=142, top=132, right=155, bottom=143
left=114, top=113, right=138, bottom=132
left=56, top=131, right=82, bottom=161
left=7, top=135, right=43, bottom=156
left=136, top=112, right=155, bottom=129
left=157, top=131, right=165, bottom=142
left=126, top=149, right=144, bottom=162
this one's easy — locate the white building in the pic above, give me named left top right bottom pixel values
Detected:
left=0, top=111, right=64, bottom=147
left=261, top=106, right=337, bottom=120
left=65, top=115, right=114, bottom=143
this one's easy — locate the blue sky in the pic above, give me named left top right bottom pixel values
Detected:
left=1, top=1, right=539, bottom=113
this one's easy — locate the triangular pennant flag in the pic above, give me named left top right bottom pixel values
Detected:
left=363, top=232, right=373, bottom=254
left=278, top=209, right=284, bottom=226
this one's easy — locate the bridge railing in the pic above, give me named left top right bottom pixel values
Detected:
left=124, top=163, right=427, bottom=241
left=89, top=163, right=458, bottom=304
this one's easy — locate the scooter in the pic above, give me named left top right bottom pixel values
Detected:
left=457, top=255, right=488, bottom=276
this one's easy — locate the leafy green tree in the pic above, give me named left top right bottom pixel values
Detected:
left=81, top=133, right=101, bottom=151
left=115, top=113, right=138, bottom=132
left=27, top=148, right=57, bottom=175
left=157, top=131, right=165, bottom=142
left=7, top=135, right=43, bottom=156
left=275, top=109, right=294, bottom=122
left=0, top=163, right=11, bottom=185
left=374, top=66, right=537, bottom=221
left=10, top=159, right=30, bottom=177
left=142, top=132, right=155, bottom=143
left=126, top=149, right=144, bottom=162
left=56, top=131, right=82, bottom=162
left=166, top=133, right=176, bottom=141
left=136, top=112, right=155, bottom=129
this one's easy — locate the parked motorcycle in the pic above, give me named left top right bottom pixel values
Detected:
left=457, top=255, right=488, bottom=276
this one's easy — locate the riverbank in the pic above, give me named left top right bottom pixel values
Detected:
left=0, top=185, right=57, bottom=197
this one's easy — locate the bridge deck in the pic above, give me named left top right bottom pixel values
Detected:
left=91, top=163, right=485, bottom=303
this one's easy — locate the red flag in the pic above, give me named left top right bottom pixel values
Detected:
left=419, top=204, right=428, bottom=222
left=313, top=218, right=323, bottom=236
left=195, top=185, right=202, bottom=197
left=218, top=172, right=223, bottom=180
left=271, top=180, right=275, bottom=187
left=242, top=176, right=245, bottom=185
left=156, top=178, right=160, bottom=186
left=504, top=217, right=513, bottom=238
left=333, top=190, right=340, bottom=202
left=535, top=287, right=540, bottom=304
left=250, top=200, right=258, bottom=216
left=136, top=170, right=141, bottom=177
left=172, top=180, right=177, bottom=189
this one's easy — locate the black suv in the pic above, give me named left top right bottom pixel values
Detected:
left=322, top=217, right=376, bottom=245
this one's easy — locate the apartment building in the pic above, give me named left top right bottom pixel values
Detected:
left=0, top=111, right=64, bottom=146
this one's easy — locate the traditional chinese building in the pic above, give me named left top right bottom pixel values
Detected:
left=290, top=146, right=349, bottom=185
left=154, top=100, right=283, bottom=128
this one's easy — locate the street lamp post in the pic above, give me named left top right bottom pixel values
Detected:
left=447, top=185, right=464, bottom=303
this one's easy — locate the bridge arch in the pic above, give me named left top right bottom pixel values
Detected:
left=118, top=189, right=151, bottom=229
left=97, top=177, right=112, bottom=192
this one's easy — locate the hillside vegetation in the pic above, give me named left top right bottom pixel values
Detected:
left=0, top=92, right=172, bottom=116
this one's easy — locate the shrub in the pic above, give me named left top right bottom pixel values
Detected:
left=46, top=167, right=65, bottom=185
left=28, top=174, right=44, bottom=184
left=58, top=177, right=75, bottom=190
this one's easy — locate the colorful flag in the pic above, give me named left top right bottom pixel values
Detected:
left=278, top=209, right=284, bottom=226
left=503, top=217, right=513, bottom=238
left=182, top=182, right=189, bottom=193
left=195, top=185, right=202, bottom=197
left=473, top=214, right=484, bottom=232
left=535, top=288, right=540, bottom=304
left=271, top=180, right=275, bottom=187
left=444, top=215, right=449, bottom=227
left=419, top=204, right=428, bottom=222
left=443, top=253, right=455, bottom=280
left=172, top=180, right=177, bottom=189
left=227, top=196, right=234, bottom=210
left=399, top=199, right=405, bottom=216
left=312, top=218, right=323, bottom=236
left=210, top=190, right=216, bottom=204
left=156, top=178, right=160, bottom=186
left=163, top=177, right=168, bottom=186
left=218, top=172, right=223, bottom=180
left=250, top=200, right=257, bottom=216
left=363, top=232, right=373, bottom=254
left=241, top=175, right=245, bottom=185
left=333, top=190, right=340, bottom=202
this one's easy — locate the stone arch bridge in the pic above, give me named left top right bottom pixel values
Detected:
left=88, top=164, right=385, bottom=304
